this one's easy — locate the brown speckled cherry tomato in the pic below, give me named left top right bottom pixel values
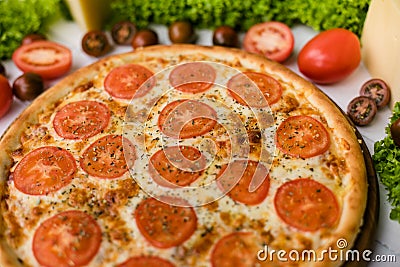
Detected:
left=111, top=21, right=137, bottom=45
left=347, top=96, right=377, bottom=126
left=168, top=21, right=196, bottom=44
left=82, top=31, right=111, bottom=57
left=360, top=78, right=391, bottom=109
left=132, top=29, right=159, bottom=48
left=213, top=25, right=239, bottom=47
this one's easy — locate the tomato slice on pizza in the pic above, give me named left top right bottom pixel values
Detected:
left=276, top=115, right=330, bottom=158
left=135, top=198, right=197, bottom=248
left=32, top=210, right=102, bottom=267
left=274, top=178, right=340, bottom=231
left=80, top=135, right=136, bottom=179
left=13, top=146, right=76, bottom=195
left=53, top=100, right=110, bottom=140
left=104, top=63, right=155, bottom=99
left=169, top=62, right=216, bottom=93
left=149, top=145, right=206, bottom=187
left=117, top=256, right=175, bottom=267
left=211, top=232, right=261, bottom=267
left=217, top=160, right=270, bottom=205
left=227, top=71, right=283, bottom=107
left=158, top=99, right=217, bottom=139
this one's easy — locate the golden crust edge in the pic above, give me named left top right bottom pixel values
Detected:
left=307, top=89, right=367, bottom=267
left=0, top=44, right=368, bottom=267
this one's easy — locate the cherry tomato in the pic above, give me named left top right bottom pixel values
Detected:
left=12, top=40, right=72, bottom=80
left=82, top=31, right=111, bottom=57
left=0, top=75, right=13, bottom=118
left=390, top=118, right=400, bottom=147
left=131, top=29, right=159, bottom=48
left=12, top=72, right=44, bottom=101
left=243, top=21, right=294, bottom=63
left=168, top=21, right=196, bottom=44
left=347, top=96, right=377, bottom=126
left=111, top=21, right=137, bottom=45
left=213, top=25, right=239, bottom=47
left=298, top=28, right=361, bottom=84
left=360, top=78, right=390, bottom=109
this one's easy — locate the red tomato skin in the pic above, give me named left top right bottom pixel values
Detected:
left=297, top=28, right=361, bottom=84
left=12, top=41, right=72, bottom=80
left=0, top=75, right=13, bottom=118
left=243, top=21, right=294, bottom=63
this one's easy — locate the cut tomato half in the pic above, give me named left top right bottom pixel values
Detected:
left=12, top=40, right=72, bottom=80
left=32, top=210, right=102, bottom=267
left=243, top=21, right=294, bottom=63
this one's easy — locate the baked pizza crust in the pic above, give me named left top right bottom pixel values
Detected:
left=0, top=44, right=367, bottom=267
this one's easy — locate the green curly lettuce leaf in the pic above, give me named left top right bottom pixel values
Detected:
left=109, top=0, right=370, bottom=36
left=373, top=102, right=400, bottom=223
left=0, top=0, right=67, bottom=60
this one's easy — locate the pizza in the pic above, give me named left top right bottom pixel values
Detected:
left=0, top=45, right=367, bottom=267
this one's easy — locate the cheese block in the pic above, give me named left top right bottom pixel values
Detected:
left=65, top=0, right=111, bottom=31
left=361, top=0, right=400, bottom=109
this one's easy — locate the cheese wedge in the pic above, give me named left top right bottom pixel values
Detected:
left=361, top=0, right=400, bottom=109
left=65, top=0, right=111, bottom=31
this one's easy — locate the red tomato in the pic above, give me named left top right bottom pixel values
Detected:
left=227, top=71, right=282, bottom=107
left=33, top=210, right=102, bottom=267
left=243, top=21, right=294, bottom=63
left=135, top=197, right=197, bottom=248
left=13, top=146, right=76, bottom=195
left=217, top=160, right=270, bottom=205
left=158, top=99, right=217, bottom=139
left=211, top=232, right=261, bottom=267
left=149, top=146, right=206, bottom=187
left=117, top=256, right=175, bottom=267
left=297, top=28, right=361, bottom=84
left=104, top=63, right=155, bottom=99
left=276, top=115, right=330, bottom=158
left=274, top=178, right=339, bottom=231
left=12, top=40, right=72, bottom=80
left=169, top=62, right=216, bottom=93
left=53, top=100, right=110, bottom=140
left=0, top=75, right=13, bottom=118
left=80, top=135, right=136, bottom=179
